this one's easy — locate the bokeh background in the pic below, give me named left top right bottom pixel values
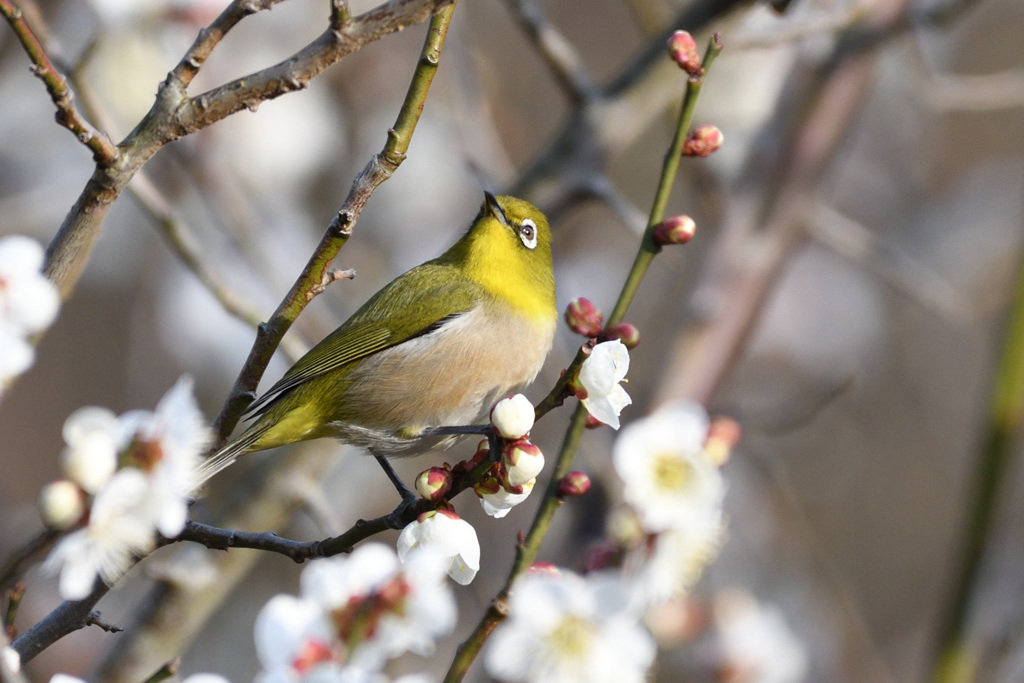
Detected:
left=2, top=0, right=1024, bottom=680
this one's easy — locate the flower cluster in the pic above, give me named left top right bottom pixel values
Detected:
left=485, top=568, right=656, bottom=683
left=254, top=543, right=455, bottom=682
left=0, top=235, right=60, bottom=398
left=41, top=377, right=211, bottom=600
left=609, top=401, right=730, bottom=607
left=483, top=401, right=732, bottom=682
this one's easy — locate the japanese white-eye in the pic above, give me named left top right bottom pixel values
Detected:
left=200, top=193, right=556, bottom=482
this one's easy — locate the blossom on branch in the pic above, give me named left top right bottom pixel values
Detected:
left=577, top=340, right=632, bottom=429
left=485, top=570, right=655, bottom=683
left=255, top=543, right=457, bottom=680
left=0, top=235, right=60, bottom=397
left=397, top=509, right=481, bottom=585
left=41, top=377, right=210, bottom=599
left=612, top=400, right=722, bottom=533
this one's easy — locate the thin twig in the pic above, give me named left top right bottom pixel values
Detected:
left=443, top=36, right=723, bottom=683
left=0, top=0, right=116, bottom=164
left=213, top=0, right=459, bottom=444
left=501, top=0, right=598, bottom=102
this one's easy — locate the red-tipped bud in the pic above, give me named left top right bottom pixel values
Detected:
left=557, top=471, right=591, bottom=497
left=584, top=541, right=624, bottom=572
left=654, top=214, right=696, bottom=246
left=683, top=124, right=723, bottom=157
left=667, top=30, right=702, bottom=76
left=565, top=297, right=603, bottom=337
left=414, top=466, right=452, bottom=501
left=603, top=322, right=640, bottom=350
left=706, top=416, right=742, bottom=466
left=502, top=439, right=545, bottom=488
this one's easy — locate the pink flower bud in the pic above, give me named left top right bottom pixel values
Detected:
left=683, top=124, right=723, bottom=157
left=603, top=322, right=640, bottom=350
left=706, top=416, right=742, bottom=466
left=490, top=394, right=535, bottom=439
left=557, top=471, right=591, bottom=497
left=667, top=30, right=702, bottom=76
left=565, top=297, right=603, bottom=337
left=654, top=214, right=696, bottom=246
left=502, top=439, right=545, bottom=488
left=414, top=466, right=452, bottom=501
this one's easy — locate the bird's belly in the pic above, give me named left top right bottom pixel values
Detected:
left=329, top=306, right=554, bottom=456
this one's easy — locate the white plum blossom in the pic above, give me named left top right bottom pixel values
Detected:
left=624, top=507, right=725, bottom=607
left=53, top=674, right=228, bottom=683
left=255, top=593, right=339, bottom=683
left=38, top=480, right=86, bottom=530
left=397, top=509, right=481, bottom=585
left=43, top=468, right=158, bottom=600
left=476, top=478, right=535, bottom=519
left=0, top=235, right=60, bottom=393
left=258, top=543, right=457, bottom=675
left=118, top=376, right=210, bottom=536
left=612, top=400, right=723, bottom=533
left=578, top=340, right=631, bottom=429
left=2, top=646, right=19, bottom=675
left=42, top=377, right=210, bottom=599
left=485, top=570, right=655, bottom=683
left=60, top=407, right=120, bottom=494
left=0, top=236, right=60, bottom=334
left=490, top=394, right=535, bottom=439
left=712, top=590, right=808, bottom=683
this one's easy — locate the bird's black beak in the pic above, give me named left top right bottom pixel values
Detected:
left=484, top=191, right=510, bottom=227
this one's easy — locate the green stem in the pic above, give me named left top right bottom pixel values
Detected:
left=932, top=247, right=1024, bottom=683
left=212, top=1, right=458, bottom=442
left=443, top=33, right=723, bottom=683
left=606, top=33, right=721, bottom=328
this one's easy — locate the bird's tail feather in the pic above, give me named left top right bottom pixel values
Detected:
left=194, top=426, right=267, bottom=488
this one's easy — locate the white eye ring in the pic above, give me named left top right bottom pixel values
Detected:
left=519, top=218, right=538, bottom=250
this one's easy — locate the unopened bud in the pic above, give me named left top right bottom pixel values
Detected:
left=557, top=471, right=591, bottom=497
left=490, top=394, right=536, bottom=439
left=415, top=466, right=452, bottom=501
left=603, top=322, right=640, bottom=350
left=38, top=479, right=85, bottom=530
left=565, top=297, right=603, bottom=337
left=683, top=124, right=723, bottom=157
left=706, top=416, right=741, bottom=466
left=654, top=214, right=696, bottom=246
left=502, top=440, right=545, bottom=488
left=667, top=30, right=702, bottom=76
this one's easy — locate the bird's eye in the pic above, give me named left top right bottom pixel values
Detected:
left=519, top=219, right=538, bottom=250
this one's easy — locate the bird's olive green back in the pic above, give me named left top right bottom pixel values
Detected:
left=245, top=194, right=554, bottom=418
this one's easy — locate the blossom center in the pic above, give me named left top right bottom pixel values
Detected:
left=651, top=452, right=691, bottom=493
left=549, top=614, right=594, bottom=659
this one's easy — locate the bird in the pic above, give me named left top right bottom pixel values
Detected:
left=198, top=193, right=556, bottom=484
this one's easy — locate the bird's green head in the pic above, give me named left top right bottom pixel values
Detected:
left=450, top=193, right=555, bottom=322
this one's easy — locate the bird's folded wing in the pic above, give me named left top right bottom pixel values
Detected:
left=245, top=264, right=481, bottom=416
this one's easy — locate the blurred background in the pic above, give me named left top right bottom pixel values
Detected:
left=2, top=0, right=1023, bottom=680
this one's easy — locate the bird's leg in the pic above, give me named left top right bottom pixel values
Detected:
left=375, top=455, right=417, bottom=502
left=423, top=424, right=502, bottom=463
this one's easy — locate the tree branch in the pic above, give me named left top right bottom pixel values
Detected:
left=0, top=0, right=116, bottom=164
